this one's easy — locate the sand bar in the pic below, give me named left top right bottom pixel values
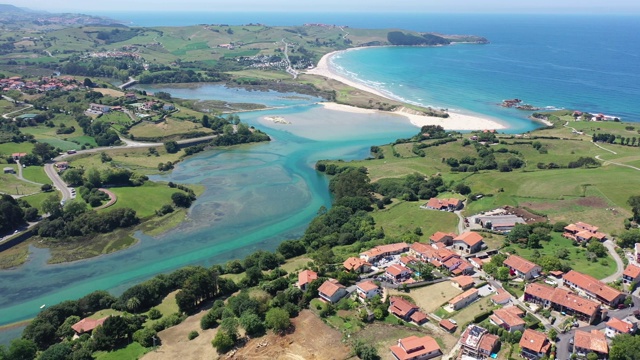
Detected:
left=306, top=49, right=507, bottom=131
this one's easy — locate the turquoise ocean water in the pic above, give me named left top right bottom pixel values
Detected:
left=1, top=13, right=639, bottom=342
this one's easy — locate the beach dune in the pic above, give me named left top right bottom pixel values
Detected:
left=305, top=50, right=506, bottom=131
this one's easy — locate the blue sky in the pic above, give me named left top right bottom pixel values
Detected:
left=9, top=0, right=640, bottom=13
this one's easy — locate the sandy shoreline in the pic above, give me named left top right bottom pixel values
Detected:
left=305, top=49, right=508, bottom=131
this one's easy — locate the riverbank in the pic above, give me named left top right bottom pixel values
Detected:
left=306, top=49, right=507, bottom=131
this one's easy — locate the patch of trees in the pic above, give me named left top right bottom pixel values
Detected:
left=536, top=156, right=600, bottom=170
left=610, top=333, right=640, bottom=360
left=76, top=115, right=120, bottom=146
left=61, top=57, right=143, bottom=81
left=138, top=70, right=216, bottom=84
left=63, top=167, right=148, bottom=189
left=387, top=31, right=450, bottom=46
left=95, top=28, right=142, bottom=44
left=505, top=223, right=552, bottom=249
left=369, top=145, right=384, bottom=159
left=175, top=267, right=237, bottom=314
left=593, top=133, right=639, bottom=147
left=372, top=173, right=444, bottom=202
left=36, top=196, right=138, bottom=239
left=0, top=194, right=29, bottom=234
left=210, top=123, right=270, bottom=146
left=629, top=195, right=640, bottom=223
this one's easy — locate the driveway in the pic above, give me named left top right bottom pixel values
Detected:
left=601, top=240, right=625, bottom=283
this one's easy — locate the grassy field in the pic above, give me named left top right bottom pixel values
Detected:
left=21, top=192, right=58, bottom=212
left=0, top=142, right=33, bottom=156
left=448, top=297, right=496, bottom=333
left=21, top=166, right=50, bottom=184
left=389, top=281, right=462, bottom=314
left=43, top=228, right=138, bottom=264
left=510, top=233, right=617, bottom=279
left=0, top=240, right=31, bottom=270
left=372, top=201, right=459, bottom=240
left=138, top=210, right=187, bottom=237
left=280, top=256, right=313, bottom=273
left=88, top=308, right=124, bottom=320
left=70, top=146, right=185, bottom=175
left=129, top=118, right=213, bottom=139
left=108, top=182, right=182, bottom=219
left=0, top=172, right=41, bottom=195
left=94, top=342, right=150, bottom=360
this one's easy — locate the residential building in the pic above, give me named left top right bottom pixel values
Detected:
left=452, top=275, right=475, bottom=290
left=573, top=330, right=608, bottom=358
left=356, top=281, right=380, bottom=301
left=390, top=335, right=442, bottom=360
left=491, top=289, right=511, bottom=305
left=635, top=243, right=640, bottom=263
left=605, top=317, right=637, bottom=338
left=389, top=296, right=419, bottom=321
left=519, top=329, right=551, bottom=360
left=297, top=269, right=317, bottom=291
left=623, top=263, right=640, bottom=286
left=360, top=242, right=409, bottom=262
left=460, top=325, right=500, bottom=359
left=563, top=222, right=607, bottom=242
left=449, top=288, right=479, bottom=311
left=71, top=316, right=108, bottom=336
left=439, top=319, right=457, bottom=333
left=317, top=279, right=346, bottom=304
left=489, top=306, right=525, bottom=333
left=386, top=264, right=413, bottom=282
left=11, top=153, right=27, bottom=161
left=162, top=104, right=175, bottom=111
left=124, top=93, right=137, bottom=101
left=343, top=257, right=371, bottom=273
left=400, top=255, right=419, bottom=267
left=429, top=231, right=455, bottom=245
left=422, top=197, right=463, bottom=211
left=89, top=103, right=111, bottom=113
left=452, top=232, right=484, bottom=254
left=562, top=270, right=625, bottom=307
left=3, top=167, right=14, bottom=174
left=524, top=283, right=600, bottom=324
left=468, top=257, right=485, bottom=269
left=410, top=242, right=436, bottom=261
left=503, top=255, right=541, bottom=280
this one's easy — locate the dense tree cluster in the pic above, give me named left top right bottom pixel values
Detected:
left=387, top=31, right=450, bottom=46
left=593, top=133, right=639, bottom=147
left=372, top=173, right=444, bottom=202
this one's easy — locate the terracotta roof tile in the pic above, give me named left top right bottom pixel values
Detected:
left=563, top=270, right=623, bottom=303
left=574, top=330, right=608, bottom=354
left=519, top=329, right=550, bottom=354
left=503, top=255, right=539, bottom=274
left=454, top=231, right=484, bottom=247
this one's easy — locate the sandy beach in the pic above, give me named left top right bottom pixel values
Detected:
left=305, top=50, right=507, bottom=131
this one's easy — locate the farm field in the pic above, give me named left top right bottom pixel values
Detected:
left=371, top=201, right=459, bottom=240
left=21, top=166, right=49, bottom=184
left=108, top=182, right=179, bottom=219
left=129, top=118, right=213, bottom=139
left=511, top=233, right=617, bottom=279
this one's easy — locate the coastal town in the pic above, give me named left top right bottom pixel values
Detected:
left=0, top=3, right=640, bottom=360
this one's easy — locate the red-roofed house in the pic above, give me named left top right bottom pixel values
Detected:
left=605, top=317, right=637, bottom=338
left=449, top=288, right=479, bottom=310
left=524, top=283, right=600, bottom=324
left=439, top=319, right=457, bottom=333
left=343, top=257, right=371, bottom=273
left=573, top=330, right=608, bottom=358
left=489, top=306, right=525, bottom=333
left=635, top=243, right=640, bottom=263
left=563, top=270, right=625, bottom=307
left=452, top=232, right=484, bottom=254
left=422, top=197, right=463, bottom=211
left=356, top=281, right=380, bottom=300
left=409, top=242, right=435, bottom=261
left=519, top=329, right=551, bottom=360
left=11, top=153, right=27, bottom=161
left=623, top=263, right=640, bottom=286
left=503, top=255, right=541, bottom=280
left=563, top=222, right=607, bottom=242
left=390, top=335, right=441, bottom=360
left=429, top=231, right=456, bottom=245
left=451, top=275, right=475, bottom=290
left=386, top=264, right=413, bottom=282
left=72, top=316, right=108, bottom=336
left=410, top=311, right=428, bottom=325
left=318, top=279, right=347, bottom=304
left=297, top=269, right=317, bottom=291
left=360, top=242, right=409, bottom=262
left=492, top=289, right=512, bottom=305
left=389, top=296, right=419, bottom=321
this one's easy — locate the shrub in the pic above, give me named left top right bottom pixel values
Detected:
left=188, top=330, right=199, bottom=340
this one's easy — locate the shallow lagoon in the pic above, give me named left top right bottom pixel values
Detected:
left=0, top=88, right=420, bottom=337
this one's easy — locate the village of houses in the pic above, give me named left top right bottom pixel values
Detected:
left=291, top=196, right=640, bottom=360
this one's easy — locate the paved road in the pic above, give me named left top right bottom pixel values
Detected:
left=454, top=210, right=465, bottom=234
left=44, top=163, right=71, bottom=202
left=1, top=103, right=33, bottom=119
left=281, top=39, right=299, bottom=79
left=15, top=160, right=42, bottom=185
left=118, top=76, right=138, bottom=90
left=601, top=240, right=626, bottom=283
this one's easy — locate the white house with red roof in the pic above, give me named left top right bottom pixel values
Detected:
left=623, top=263, right=640, bottom=286
left=563, top=222, right=607, bottom=242
left=297, top=269, right=317, bottom=291
left=343, top=257, right=371, bottom=273
left=429, top=231, right=456, bottom=245
left=489, top=306, right=525, bottom=333
left=386, top=264, right=413, bottom=282
left=605, top=317, right=637, bottom=338
left=317, top=279, right=347, bottom=304
left=452, top=231, right=484, bottom=254
left=451, top=275, right=475, bottom=290
left=72, top=316, right=108, bottom=337
left=449, top=288, right=479, bottom=311
left=503, top=255, right=541, bottom=280
left=390, top=335, right=441, bottom=360
left=356, top=281, right=380, bottom=301
left=519, top=329, right=551, bottom=360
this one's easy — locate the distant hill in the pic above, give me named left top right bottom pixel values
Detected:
left=0, top=4, right=119, bottom=26
left=0, top=4, right=29, bottom=12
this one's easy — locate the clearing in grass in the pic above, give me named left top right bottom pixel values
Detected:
left=372, top=200, right=459, bottom=240
left=388, top=281, right=462, bottom=314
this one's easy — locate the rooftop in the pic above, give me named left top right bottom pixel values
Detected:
left=454, top=231, right=484, bottom=247
left=623, top=264, right=640, bottom=279
left=563, top=270, right=623, bottom=303
left=357, top=280, right=379, bottom=292
left=298, top=269, right=317, bottom=287
left=452, top=275, right=475, bottom=288
left=390, top=335, right=441, bottom=360
left=574, top=330, right=608, bottom=354
left=606, top=317, right=635, bottom=334
left=317, top=279, right=345, bottom=297
left=430, top=231, right=456, bottom=242
left=449, top=288, right=479, bottom=305
left=389, top=296, right=418, bottom=317
left=503, top=255, right=540, bottom=274
left=525, top=283, right=599, bottom=317
left=519, top=329, right=550, bottom=354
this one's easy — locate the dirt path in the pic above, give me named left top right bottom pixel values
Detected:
left=95, top=188, right=117, bottom=210
left=596, top=155, right=640, bottom=171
